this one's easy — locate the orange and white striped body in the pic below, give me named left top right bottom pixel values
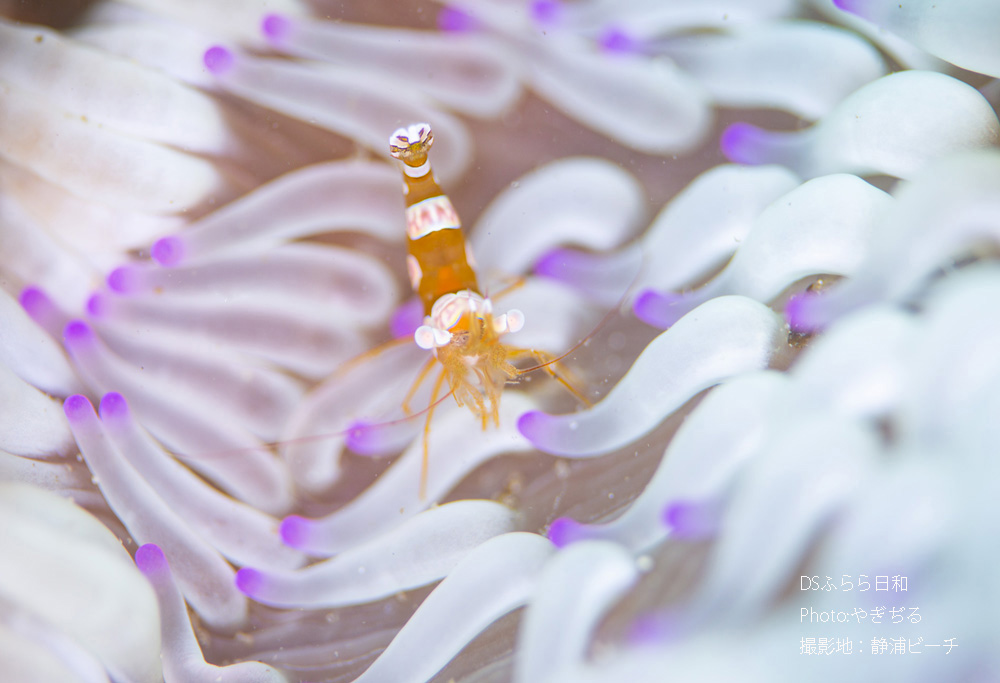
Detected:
left=388, top=123, right=524, bottom=426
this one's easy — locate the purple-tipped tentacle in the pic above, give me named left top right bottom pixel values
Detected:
left=85, top=292, right=107, bottom=317
left=515, top=410, right=548, bottom=446
left=234, top=567, right=265, bottom=596
left=136, top=544, right=284, bottom=681
left=522, top=297, right=785, bottom=457
left=633, top=289, right=690, bottom=329
left=784, top=291, right=825, bottom=334
left=599, top=26, right=643, bottom=54
left=236, top=501, right=518, bottom=608
left=283, top=394, right=537, bottom=556
left=533, top=244, right=642, bottom=306
left=720, top=123, right=805, bottom=170
left=134, top=542, right=168, bottom=575
left=63, top=394, right=96, bottom=424
left=437, top=6, right=480, bottom=32
left=62, top=310, right=297, bottom=515
left=106, top=266, right=141, bottom=294
left=390, top=297, right=424, bottom=338
left=98, top=391, right=129, bottom=421
left=831, top=0, right=859, bottom=12
left=203, top=45, right=235, bottom=75
left=531, top=248, right=569, bottom=279
left=530, top=0, right=563, bottom=27
left=627, top=612, right=681, bottom=646
left=344, top=418, right=417, bottom=457
left=279, top=515, right=312, bottom=550
left=63, top=319, right=96, bottom=349
left=67, top=387, right=248, bottom=632
left=546, top=516, right=587, bottom=548
left=19, top=286, right=52, bottom=320
left=261, top=13, right=291, bottom=43
left=661, top=500, right=720, bottom=539
left=99, top=391, right=303, bottom=570
left=19, top=285, right=66, bottom=337
left=150, top=235, right=186, bottom=267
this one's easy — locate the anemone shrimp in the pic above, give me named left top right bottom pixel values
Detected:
left=385, top=122, right=590, bottom=498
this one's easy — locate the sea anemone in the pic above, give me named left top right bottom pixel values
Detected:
left=2, top=0, right=999, bottom=681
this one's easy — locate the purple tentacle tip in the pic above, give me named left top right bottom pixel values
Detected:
left=785, top=292, right=821, bottom=334
left=107, top=266, right=138, bottom=294
left=63, top=394, right=94, bottom=422
left=547, top=516, right=584, bottom=548
left=437, top=6, right=479, bottom=32
left=345, top=420, right=392, bottom=456
left=151, top=236, right=185, bottom=267
left=532, top=248, right=568, bottom=278
left=280, top=515, right=311, bottom=548
left=99, top=392, right=129, bottom=422
left=85, top=293, right=106, bottom=318
left=135, top=543, right=167, bottom=574
left=662, top=500, right=717, bottom=539
left=720, top=122, right=764, bottom=165
left=633, top=289, right=684, bottom=329
left=261, top=13, right=291, bottom=42
left=345, top=421, right=368, bottom=451
left=516, top=410, right=547, bottom=445
left=661, top=501, right=687, bottom=529
left=832, top=0, right=859, bottom=13
left=235, top=567, right=264, bottom=596
left=63, top=319, right=94, bottom=346
left=390, top=298, right=423, bottom=338
left=18, top=286, right=50, bottom=319
left=598, top=26, right=640, bottom=54
left=203, top=45, right=234, bottom=75
left=628, top=613, right=677, bottom=646
left=530, top=0, right=562, bottom=27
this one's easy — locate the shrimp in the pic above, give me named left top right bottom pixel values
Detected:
left=389, top=122, right=575, bottom=496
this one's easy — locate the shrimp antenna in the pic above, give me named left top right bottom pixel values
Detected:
left=516, top=262, right=642, bottom=375
left=516, top=296, right=626, bottom=375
